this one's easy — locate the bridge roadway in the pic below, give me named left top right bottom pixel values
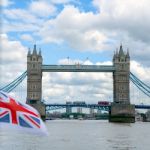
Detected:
left=42, top=65, right=116, bottom=72
left=45, top=103, right=150, bottom=111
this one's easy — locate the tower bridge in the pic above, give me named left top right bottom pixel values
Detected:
left=1, top=44, right=150, bottom=122
left=26, top=44, right=135, bottom=122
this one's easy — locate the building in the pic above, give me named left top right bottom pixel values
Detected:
left=77, top=107, right=82, bottom=113
left=146, top=110, right=150, bottom=122
left=90, top=108, right=94, bottom=114
left=66, top=101, right=72, bottom=114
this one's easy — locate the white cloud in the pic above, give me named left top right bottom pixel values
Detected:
left=40, top=58, right=150, bottom=104
left=38, top=5, right=110, bottom=51
left=1, top=0, right=150, bottom=105
left=2, top=0, right=150, bottom=64
left=4, top=8, right=41, bottom=23
left=130, top=60, right=150, bottom=104
left=58, top=58, right=91, bottom=65
left=29, top=1, right=56, bottom=17
left=2, top=8, right=42, bottom=33
left=0, top=34, right=27, bottom=65
left=20, top=34, right=34, bottom=42
left=50, top=0, right=72, bottom=4
left=36, top=1, right=150, bottom=64
left=0, top=0, right=13, bottom=7
left=2, top=21, right=40, bottom=33
left=0, top=34, right=27, bottom=101
left=1, top=39, right=150, bottom=104
left=41, top=58, right=114, bottom=103
left=93, top=0, right=150, bottom=42
left=131, top=61, right=150, bottom=83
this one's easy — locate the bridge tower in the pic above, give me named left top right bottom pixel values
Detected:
left=109, top=45, right=135, bottom=123
left=27, top=45, right=45, bottom=120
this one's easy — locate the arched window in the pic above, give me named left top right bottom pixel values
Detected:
left=33, top=64, right=36, bottom=68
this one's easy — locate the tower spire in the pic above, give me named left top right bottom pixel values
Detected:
left=126, top=48, right=130, bottom=58
left=28, top=48, right=31, bottom=56
left=33, top=44, right=37, bottom=55
left=116, top=48, right=119, bottom=57
left=39, top=48, right=41, bottom=56
left=119, top=44, right=124, bottom=56
left=113, top=51, right=116, bottom=61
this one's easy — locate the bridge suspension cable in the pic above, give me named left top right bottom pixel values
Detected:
left=0, top=71, right=27, bottom=93
left=1, top=70, right=150, bottom=99
left=130, top=72, right=150, bottom=97
left=130, top=72, right=150, bottom=91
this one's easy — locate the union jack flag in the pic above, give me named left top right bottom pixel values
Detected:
left=0, top=91, right=47, bottom=135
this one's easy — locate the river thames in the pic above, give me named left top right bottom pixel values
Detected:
left=0, top=120, right=150, bottom=150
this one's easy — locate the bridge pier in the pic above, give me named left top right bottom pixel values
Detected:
left=29, top=102, right=46, bottom=121
left=109, top=103, right=135, bottom=123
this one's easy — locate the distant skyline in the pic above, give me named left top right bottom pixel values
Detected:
left=1, top=0, right=150, bottom=104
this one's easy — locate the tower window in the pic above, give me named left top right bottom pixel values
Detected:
left=32, top=57, right=37, bottom=61
left=33, top=64, right=36, bottom=68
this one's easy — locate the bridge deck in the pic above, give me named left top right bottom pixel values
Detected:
left=42, top=65, right=115, bottom=72
left=45, top=104, right=150, bottom=110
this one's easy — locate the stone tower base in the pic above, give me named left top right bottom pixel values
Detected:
left=109, top=103, right=135, bottom=123
left=29, top=103, right=46, bottom=121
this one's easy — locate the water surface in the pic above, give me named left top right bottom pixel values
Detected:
left=0, top=120, right=150, bottom=150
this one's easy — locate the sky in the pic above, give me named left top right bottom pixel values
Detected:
left=0, top=0, right=150, bottom=105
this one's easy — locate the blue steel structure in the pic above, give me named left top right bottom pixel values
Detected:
left=46, top=104, right=110, bottom=111
left=42, top=65, right=115, bottom=72
left=45, top=103, right=150, bottom=111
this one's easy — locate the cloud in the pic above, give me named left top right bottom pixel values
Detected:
left=42, top=72, right=113, bottom=103
left=20, top=34, right=34, bottom=42
left=0, top=0, right=13, bottom=7
left=1, top=0, right=150, bottom=104
left=41, top=58, right=150, bottom=104
left=1, top=37, right=150, bottom=104
left=2, top=8, right=43, bottom=34
left=0, top=34, right=26, bottom=87
left=41, top=58, right=113, bottom=103
left=3, top=8, right=41, bottom=23
left=130, top=60, right=150, bottom=104
left=36, top=1, right=150, bottom=64
left=131, top=61, right=150, bottom=83
left=29, top=1, right=56, bottom=18
left=0, top=34, right=27, bottom=65
left=50, top=0, right=72, bottom=4
left=93, top=0, right=150, bottom=42
left=2, top=1, right=56, bottom=33
left=38, top=5, right=110, bottom=51
left=2, top=0, right=150, bottom=65
left=0, top=34, right=27, bottom=101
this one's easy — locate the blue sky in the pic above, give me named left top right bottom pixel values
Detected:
left=1, top=0, right=112, bottom=64
left=1, top=0, right=150, bottom=104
